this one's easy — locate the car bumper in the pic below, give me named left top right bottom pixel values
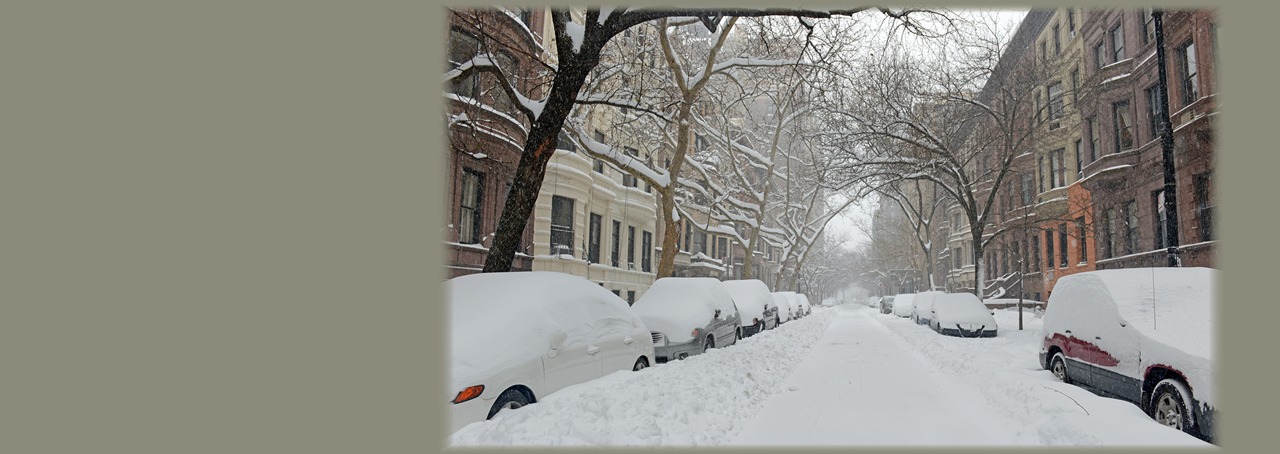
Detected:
left=653, top=339, right=703, bottom=363
left=450, top=394, right=495, bottom=434
left=1038, top=350, right=1048, bottom=370
left=938, top=327, right=997, bottom=338
left=741, top=323, right=762, bottom=338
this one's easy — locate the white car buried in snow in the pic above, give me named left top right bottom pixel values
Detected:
left=723, top=279, right=777, bottom=337
left=928, top=292, right=998, bottom=337
left=633, top=277, right=740, bottom=363
left=448, top=272, right=655, bottom=434
left=1038, top=268, right=1217, bottom=443
left=771, top=292, right=794, bottom=324
left=891, top=293, right=916, bottom=318
left=910, top=291, right=945, bottom=325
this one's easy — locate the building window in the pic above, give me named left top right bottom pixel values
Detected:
left=1074, top=140, right=1083, bottom=177
left=1095, top=41, right=1106, bottom=69
left=1104, top=207, right=1117, bottom=259
left=557, top=130, right=577, bottom=153
left=1012, top=240, right=1020, bottom=271
left=1179, top=41, right=1199, bottom=107
left=1077, top=217, right=1088, bottom=264
left=593, top=130, right=605, bottom=173
left=1035, top=91, right=1043, bottom=124
left=1153, top=190, right=1168, bottom=250
left=1050, top=148, right=1066, bottom=188
left=611, top=220, right=621, bottom=267
left=458, top=168, right=484, bottom=244
left=1142, top=9, right=1156, bottom=46
left=695, top=134, right=710, bottom=153
left=588, top=213, right=602, bottom=263
left=1059, top=223, right=1068, bottom=268
left=1040, top=41, right=1047, bottom=63
left=1068, top=8, right=1076, bottom=33
left=1146, top=85, right=1162, bottom=143
left=627, top=290, right=635, bottom=306
left=550, top=195, right=574, bottom=255
left=1088, top=117, right=1099, bottom=162
left=1126, top=200, right=1140, bottom=255
left=718, top=237, right=728, bottom=260
left=641, top=230, right=652, bottom=272
left=622, top=147, right=639, bottom=187
left=1046, top=228, right=1055, bottom=269
left=693, top=229, right=707, bottom=256
left=1048, top=82, right=1064, bottom=120
left=628, top=226, right=636, bottom=268
left=1114, top=100, right=1134, bottom=152
left=1021, top=173, right=1034, bottom=206
left=447, top=29, right=480, bottom=99
left=1111, top=24, right=1125, bottom=63
left=1195, top=172, right=1214, bottom=242
left=1031, top=235, right=1041, bottom=272
left=1053, top=23, right=1061, bottom=55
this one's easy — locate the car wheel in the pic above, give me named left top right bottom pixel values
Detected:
left=632, top=357, right=649, bottom=371
left=1151, top=379, right=1195, bottom=435
left=736, top=327, right=742, bottom=340
left=1050, top=353, right=1071, bottom=384
left=486, top=387, right=532, bottom=420
left=704, top=335, right=714, bottom=353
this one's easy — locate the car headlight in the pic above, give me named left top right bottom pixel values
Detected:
left=452, top=385, right=484, bottom=404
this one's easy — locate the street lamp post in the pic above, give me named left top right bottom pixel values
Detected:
left=1152, top=10, right=1182, bottom=267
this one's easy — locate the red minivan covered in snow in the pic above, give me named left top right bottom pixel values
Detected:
left=1038, top=268, right=1216, bottom=442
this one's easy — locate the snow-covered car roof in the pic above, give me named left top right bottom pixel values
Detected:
left=633, top=277, right=738, bottom=342
left=911, top=291, right=945, bottom=315
left=723, top=280, right=772, bottom=326
left=790, top=293, right=810, bottom=311
left=448, top=271, right=644, bottom=392
left=1049, top=268, right=1215, bottom=360
left=892, top=293, right=917, bottom=317
left=931, top=293, right=998, bottom=328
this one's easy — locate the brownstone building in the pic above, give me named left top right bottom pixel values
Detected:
left=1076, top=9, right=1216, bottom=272
left=444, top=9, right=547, bottom=277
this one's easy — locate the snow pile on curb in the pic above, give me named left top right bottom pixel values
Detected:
left=449, top=308, right=838, bottom=446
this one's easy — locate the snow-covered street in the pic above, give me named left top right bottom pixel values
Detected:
left=450, top=304, right=1212, bottom=447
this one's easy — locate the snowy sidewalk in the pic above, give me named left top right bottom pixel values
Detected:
left=730, top=305, right=1012, bottom=446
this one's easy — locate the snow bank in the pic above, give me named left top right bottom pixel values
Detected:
left=450, top=310, right=839, bottom=446
left=449, top=272, right=644, bottom=392
left=632, top=278, right=738, bottom=343
left=722, top=280, right=772, bottom=326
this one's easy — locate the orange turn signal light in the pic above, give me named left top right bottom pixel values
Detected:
left=691, top=328, right=699, bottom=339
left=452, top=385, right=484, bottom=404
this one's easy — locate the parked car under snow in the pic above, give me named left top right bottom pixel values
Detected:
left=878, top=295, right=895, bottom=314
left=633, top=277, right=740, bottom=363
left=786, top=292, right=811, bottom=317
left=448, top=272, right=655, bottom=434
left=891, top=293, right=916, bottom=318
left=723, top=279, right=777, bottom=337
left=910, top=291, right=945, bottom=325
left=1039, top=268, right=1217, bottom=442
left=771, top=292, right=794, bottom=324
left=928, top=292, right=998, bottom=337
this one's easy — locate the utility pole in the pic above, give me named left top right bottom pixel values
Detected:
left=1152, top=10, right=1182, bottom=267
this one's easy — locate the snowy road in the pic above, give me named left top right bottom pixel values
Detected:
left=449, top=305, right=1212, bottom=447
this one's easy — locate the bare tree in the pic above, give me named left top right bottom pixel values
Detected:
left=443, top=7, right=939, bottom=273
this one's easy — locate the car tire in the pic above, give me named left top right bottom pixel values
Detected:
left=1150, top=378, right=1196, bottom=436
left=632, top=357, right=649, bottom=371
left=704, top=335, right=714, bottom=353
left=736, top=327, right=742, bottom=340
left=1050, top=353, right=1071, bottom=384
left=487, top=387, right=532, bottom=420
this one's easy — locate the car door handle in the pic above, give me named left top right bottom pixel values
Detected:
left=587, top=345, right=600, bottom=355
left=1095, top=336, right=1101, bottom=340
left=623, top=336, right=633, bottom=345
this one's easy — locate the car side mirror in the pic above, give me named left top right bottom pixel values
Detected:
left=714, top=309, right=722, bottom=319
left=549, top=331, right=567, bottom=350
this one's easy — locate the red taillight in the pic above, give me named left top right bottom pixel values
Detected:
left=452, top=385, right=484, bottom=404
